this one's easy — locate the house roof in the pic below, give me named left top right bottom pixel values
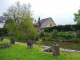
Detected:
left=0, top=16, right=8, bottom=23
left=34, top=17, right=51, bottom=26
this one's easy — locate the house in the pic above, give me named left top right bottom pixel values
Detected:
left=0, top=16, right=8, bottom=28
left=34, top=17, right=56, bottom=32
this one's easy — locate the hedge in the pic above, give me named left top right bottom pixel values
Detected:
left=44, top=25, right=80, bottom=32
left=0, top=28, right=8, bottom=37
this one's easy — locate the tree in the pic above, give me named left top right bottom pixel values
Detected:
left=73, top=9, right=80, bottom=25
left=3, top=1, right=38, bottom=37
left=4, top=18, right=14, bottom=28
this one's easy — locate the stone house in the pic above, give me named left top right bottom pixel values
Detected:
left=34, top=17, right=56, bottom=32
left=0, top=16, right=8, bottom=28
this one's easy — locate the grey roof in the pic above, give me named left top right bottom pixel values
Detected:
left=0, top=16, right=8, bottom=23
left=34, top=17, right=51, bottom=26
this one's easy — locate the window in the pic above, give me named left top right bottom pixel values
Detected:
left=50, top=24, right=52, bottom=27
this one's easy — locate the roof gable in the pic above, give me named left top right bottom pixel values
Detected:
left=34, top=17, right=51, bottom=26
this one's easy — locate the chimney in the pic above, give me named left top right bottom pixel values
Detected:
left=38, top=17, right=41, bottom=26
left=38, top=17, right=40, bottom=23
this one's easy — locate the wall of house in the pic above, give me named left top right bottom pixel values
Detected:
left=35, top=26, right=40, bottom=31
left=41, top=18, right=56, bottom=28
left=0, top=23, right=5, bottom=28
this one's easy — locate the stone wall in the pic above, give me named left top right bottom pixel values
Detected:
left=0, top=44, right=11, bottom=49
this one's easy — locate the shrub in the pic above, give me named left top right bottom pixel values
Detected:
left=57, top=31, right=65, bottom=37
left=39, top=32, right=46, bottom=37
left=57, top=32, right=73, bottom=39
left=37, top=39, right=43, bottom=45
left=0, top=28, right=8, bottom=37
left=76, top=30, right=80, bottom=38
left=52, top=29, right=58, bottom=38
left=44, top=27, right=49, bottom=32
left=0, top=40, right=10, bottom=45
left=47, top=33, right=50, bottom=37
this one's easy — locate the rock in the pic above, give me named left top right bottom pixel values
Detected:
left=44, top=47, right=52, bottom=52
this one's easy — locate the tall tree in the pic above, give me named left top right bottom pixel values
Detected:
left=73, top=9, right=80, bottom=25
left=4, top=1, right=38, bottom=37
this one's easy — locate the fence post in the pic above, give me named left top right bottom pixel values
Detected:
left=52, top=43, right=60, bottom=56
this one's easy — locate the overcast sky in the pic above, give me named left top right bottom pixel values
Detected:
left=0, top=0, right=80, bottom=25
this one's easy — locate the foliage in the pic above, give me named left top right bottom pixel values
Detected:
left=44, top=25, right=80, bottom=32
left=0, top=42, right=80, bottom=60
left=3, top=1, right=38, bottom=37
left=74, top=9, right=80, bottom=25
left=47, top=33, right=50, bottom=37
left=63, top=32, right=73, bottom=39
left=3, top=18, right=14, bottom=28
left=57, top=32, right=73, bottom=39
left=0, top=40, right=10, bottom=45
left=44, top=27, right=50, bottom=32
left=39, top=32, right=46, bottom=37
left=37, top=39, right=43, bottom=45
left=57, top=31, right=65, bottom=37
left=0, top=28, right=8, bottom=37
left=76, top=30, right=80, bottom=38
left=52, top=29, right=58, bottom=38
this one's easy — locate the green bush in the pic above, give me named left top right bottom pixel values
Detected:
left=52, top=29, right=58, bottom=38
left=39, top=32, right=46, bottom=37
left=46, top=33, right=50, bottom=37
left=76, top=30, right=80, bottom=38
left=57, top=31, right=65, bottom=37
left=0, top=28, right=8, bottom=37
left=44, top=27, right=49, bottom=32
left=58, top=32, right=73, bottom=39
left=37, top=38, right=43, bottom=45
left=0, top=40, right=10, bottom=45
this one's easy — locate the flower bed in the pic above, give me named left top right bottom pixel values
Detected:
left=0, top=39, right=11, bottom=49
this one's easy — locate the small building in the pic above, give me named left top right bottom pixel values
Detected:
left=34, top=17, right=56, bottom=32
left=0, top=16, right=8, bottom=28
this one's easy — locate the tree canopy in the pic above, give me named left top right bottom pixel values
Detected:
left=74, top=9, right=80, bottom=25
left=4, top=1, right=38, bottom=37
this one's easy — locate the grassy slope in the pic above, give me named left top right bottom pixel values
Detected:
left=0, top=42, right=80, bottom=60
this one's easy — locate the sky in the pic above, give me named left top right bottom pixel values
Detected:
left=0, top=0, right=80, bottom=25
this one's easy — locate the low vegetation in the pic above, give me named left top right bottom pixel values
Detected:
left=0, top=39, right=10, bottom=45
left=39, top=29, right=80, bottom=41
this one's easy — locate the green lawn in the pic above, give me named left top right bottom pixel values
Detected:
left=0, top=42, right=80, bottom=60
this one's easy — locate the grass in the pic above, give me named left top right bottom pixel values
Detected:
left=4, top=36, right=80, bottom=41
left=4, top=36, right=35, bottom=40
left=0, top=42, right=80, bottom=60
left=0, top=39, right=10, bottom=45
